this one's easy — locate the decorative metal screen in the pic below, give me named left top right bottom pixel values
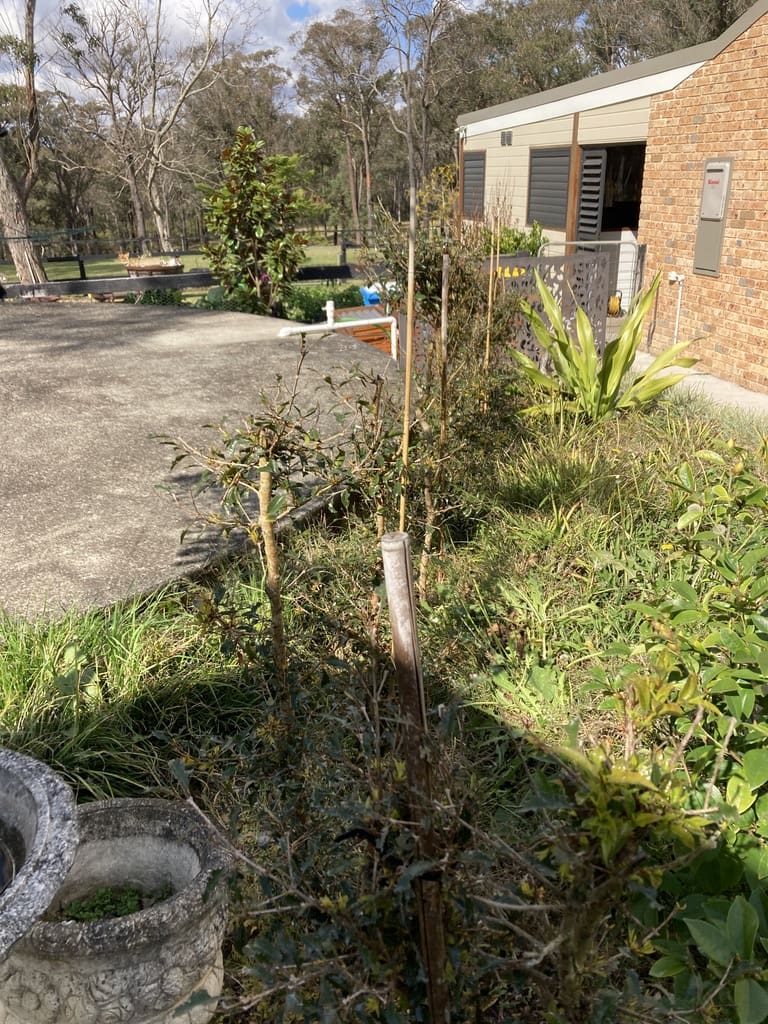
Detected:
left=485, top=251, right=610, bottom=365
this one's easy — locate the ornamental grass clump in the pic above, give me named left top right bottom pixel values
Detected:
left=513, top=271, right=697, bottom=421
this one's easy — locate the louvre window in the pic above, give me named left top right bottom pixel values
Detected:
left=527, top=147, right=570, bottom=230
left=462, top=150, right=486, bottom=219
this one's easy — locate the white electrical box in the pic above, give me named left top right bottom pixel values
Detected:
left=699, top=161, right=731, bottom=220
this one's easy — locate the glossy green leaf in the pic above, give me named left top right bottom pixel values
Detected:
left=744, top=750, right=768, bottom=791
left=684, top=917, right=734, bottom=966
left=727, top=774, right=756, bottom=814
left=735, top=978, right=768, bottom=1024
left=649, top=955, right=688, bottom=977
left=727, top=895, right=759, bottom=960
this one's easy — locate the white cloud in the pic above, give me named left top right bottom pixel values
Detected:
left=2, top=0, right=377, bottom=79
left=254, top=1, right=356, bottom=58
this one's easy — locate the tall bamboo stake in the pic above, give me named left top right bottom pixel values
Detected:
left=439, top=249, right=450, bottom=451
left=399, top=183, right=418, bottom=533
left=258, top=446, right=287, bottom=686
left=419, top=251, right=450, bottom=600
left=484, top=215, right=500, bottom=372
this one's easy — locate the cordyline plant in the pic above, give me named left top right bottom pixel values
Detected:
left=513, top=271, right=697, bottom=421
left=202, top=127, right=310, bottom=315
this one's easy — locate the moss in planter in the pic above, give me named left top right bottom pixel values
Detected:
left=51, top=883, right=172, bottom=922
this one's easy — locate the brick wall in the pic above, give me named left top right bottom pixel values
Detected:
left=638, top=16, right=768, bottom=392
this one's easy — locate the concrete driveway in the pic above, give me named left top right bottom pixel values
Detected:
left=0, top=302, right=394, bottom=617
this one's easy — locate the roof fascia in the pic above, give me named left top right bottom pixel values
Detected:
left=459, top=62, right=703, bottom=139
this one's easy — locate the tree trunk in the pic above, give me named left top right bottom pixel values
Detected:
left=0, top=156, right=46, bottom=284
left=148, top=184, right=172, bottom=252
left=146, top=158, right=172, bottom=252
left=361, top=115, right=374, bottom=240
left=126, top=156, right=150, bottom=254
left=344, top=137, right=362, bottom=244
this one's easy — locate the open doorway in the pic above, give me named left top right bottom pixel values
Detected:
left=577, top=143, right=646, bottom=238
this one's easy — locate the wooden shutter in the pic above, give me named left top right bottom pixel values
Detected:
left=577, top=148, right=607, bottom=240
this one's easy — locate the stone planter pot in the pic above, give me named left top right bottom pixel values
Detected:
left=0, top=798, right=232, bottom=1024
left=0, top=748, right=78, bottom=959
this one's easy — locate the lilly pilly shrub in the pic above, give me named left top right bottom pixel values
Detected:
left=589, top=440, right=768, bottom=1021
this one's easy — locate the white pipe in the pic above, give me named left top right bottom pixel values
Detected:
left=668, top=273, right=685, bottom=345
left=279, top=312, right=399, bottom=360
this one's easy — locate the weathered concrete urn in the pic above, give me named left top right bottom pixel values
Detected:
left=0, top=798, right=232, bottom=1024
left=0, top=748, right=79, bottom=959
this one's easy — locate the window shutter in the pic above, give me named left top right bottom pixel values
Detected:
left=462, top=151, right=486, bottom=219
left=527, top=148, right=570, bottom=229
left=577, top=149, right=607, bottom=240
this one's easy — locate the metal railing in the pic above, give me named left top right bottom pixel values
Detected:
left=538, top=239, right=646, bottom=310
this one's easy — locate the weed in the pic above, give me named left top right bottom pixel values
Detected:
left=53, top=882, right=172, bottom=922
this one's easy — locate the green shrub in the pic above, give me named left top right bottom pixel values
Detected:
left=283, top=284, right=362, bottom=323
left=485, top=220, right=546, bottom=256
left=584, top=441, right=768, bottom=1021
left=201, top=128, right=310, bottom=315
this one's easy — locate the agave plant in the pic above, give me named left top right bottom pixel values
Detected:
left=512, top=271, right=697, bottom=421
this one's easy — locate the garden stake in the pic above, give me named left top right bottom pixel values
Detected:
left=399, top=176, right=418, bottom=533
left=484, top=214, right=500, bottom=373
left=258, top=444, right=287, bottom=687
left=418, top=250, right=451, bottom=600
left=440, top=249, right=449, bottom=451
left=381, top=531, right=450, bottom=1024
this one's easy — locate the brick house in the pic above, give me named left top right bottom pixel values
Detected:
left=456, top=0, right=768, bottom=393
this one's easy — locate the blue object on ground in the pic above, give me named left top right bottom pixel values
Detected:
left=359, top=285, right=381, bottom=305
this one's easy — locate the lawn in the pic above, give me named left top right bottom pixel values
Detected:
left=0, top=245, right=357, bottom=286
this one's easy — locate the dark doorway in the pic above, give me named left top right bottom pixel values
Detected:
left=577, top=143, right=646, bottom=239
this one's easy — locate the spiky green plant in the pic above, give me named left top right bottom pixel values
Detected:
left=512, top=271, right=697, bottom=421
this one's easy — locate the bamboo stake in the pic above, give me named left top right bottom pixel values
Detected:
left=439, top=249, right=450, bottom=451
left=399, top=183, right=418, bottom=533
left=483, top=214, right=500, bottom=372
left=381, top=532, right=450, bottom=1023
left=419, top=251, right=450, bottom=600
left=258, top=446, right=287, bottom=686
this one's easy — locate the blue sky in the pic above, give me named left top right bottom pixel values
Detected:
left=259, top=0, right=352, bottom=56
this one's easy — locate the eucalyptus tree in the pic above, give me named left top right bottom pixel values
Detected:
left=293, top=11, right=391, bottom=241
left=475, top=0, right=587, bottom=95
left=0, top=0, right=46, bottom=282
left=181, top=49, right=291, bottom=181
left=364, top=0, right=463, bottom=533
left=370, top=0, right=466, bottom=182
left=55, top=0, right=258, bottom=252
left=636, top=0, right=755, bottom=55
left=287, top=110, right=351, bottom=234
left=23, top=94, right=96, bottom=233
